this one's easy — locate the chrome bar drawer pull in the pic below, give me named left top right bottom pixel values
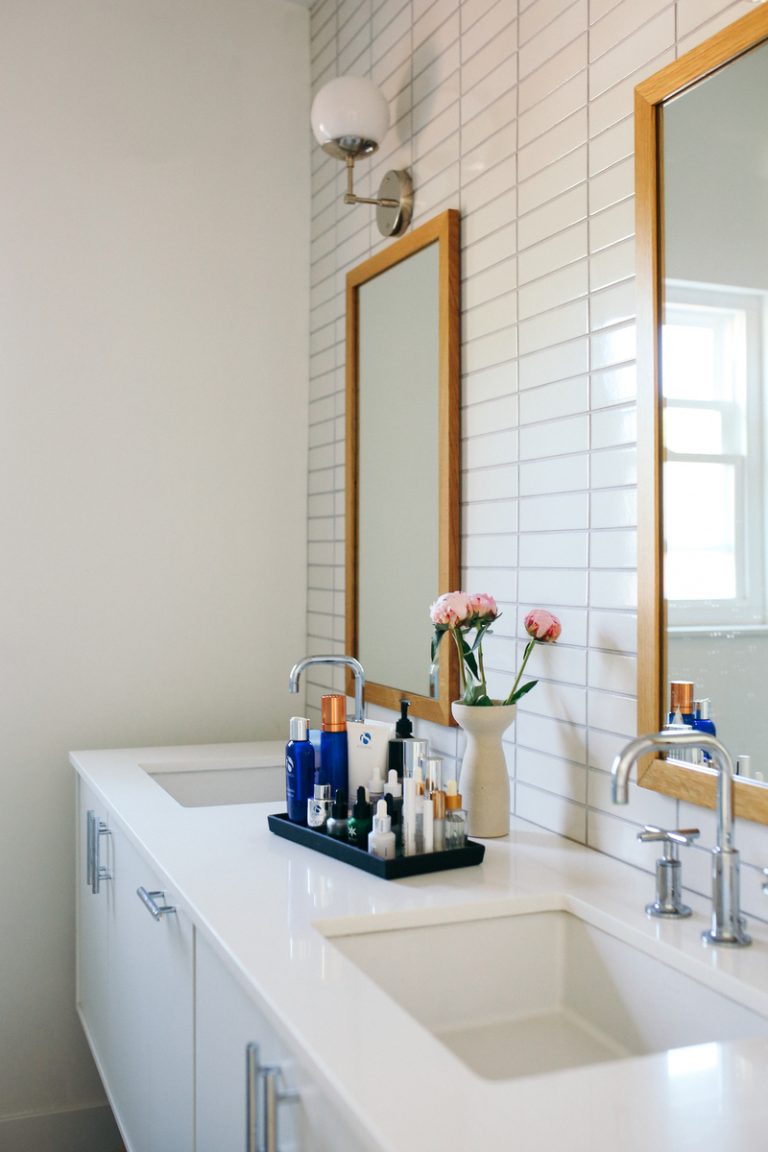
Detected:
left=246, top=1043, right=298, bottom=1152
left=91, top=818, right=112, bottom=895
left=136, top=887, right=176, bottom=920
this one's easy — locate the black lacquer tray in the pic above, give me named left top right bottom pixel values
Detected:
left=268, top=813, right=485, bottom=880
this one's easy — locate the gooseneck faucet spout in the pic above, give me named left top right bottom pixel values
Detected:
left=288, top=655, right=366, bottom=724
left=611, top=730, right=750, bottom=947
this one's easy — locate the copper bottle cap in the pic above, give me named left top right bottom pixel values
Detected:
left=321, top=693, right=347, bottom=731
left=670, top=681, right=694, bottom=714
left=432, top=790, right=446, bottom=820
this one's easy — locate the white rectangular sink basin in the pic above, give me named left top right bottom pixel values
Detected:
left=142, top=761, right=284, bottom=807
left=326, top=907, right=768, bottom=1081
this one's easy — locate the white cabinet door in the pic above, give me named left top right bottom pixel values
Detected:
left=195, top=931, right=374, bottom=1152
left=109, top=826, right=194, bottom=1152
left=76, top=778, right=193, bottom=1152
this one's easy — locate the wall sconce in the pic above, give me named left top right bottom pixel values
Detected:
left=310, top=76, right=413, bottom=238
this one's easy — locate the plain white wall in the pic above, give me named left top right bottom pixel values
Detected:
left=0, top=0, right=309, bottom=1128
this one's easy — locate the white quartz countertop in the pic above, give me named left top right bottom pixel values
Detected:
left=71, top=741, right=768, bottom=1151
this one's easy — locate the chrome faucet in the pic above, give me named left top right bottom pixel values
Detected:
left=288, top=654, right=365, bottom=723
left=611, top=730, right=751, bottom=946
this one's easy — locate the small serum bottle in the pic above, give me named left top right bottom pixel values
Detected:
left=444, top=780, right=466, bottom=849
left=326, top=789, right=349, bottom=840
left=368, top=798, right=396, bottom=860
left=307, top=783, right=331, bottom=830
left=347, top=786, right=373, bottom=847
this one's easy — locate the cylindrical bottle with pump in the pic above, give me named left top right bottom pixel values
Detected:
left=320, top=693, right=348, bottom=798
left=285, top=716, right=315, bottom=824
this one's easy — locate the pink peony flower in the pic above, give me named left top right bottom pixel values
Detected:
left=467, top=592, right=498, bottom=620
left=524, top=608, right=561, bottom=642
left=430, top=590, right=471, bottom=627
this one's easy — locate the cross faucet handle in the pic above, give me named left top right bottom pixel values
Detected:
left=637, top=826, right=700, bottom=919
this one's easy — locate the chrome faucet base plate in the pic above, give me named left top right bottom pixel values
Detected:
left=701, top=928, right=752, bottom=947
left=646, top=901, right=692, bottom=919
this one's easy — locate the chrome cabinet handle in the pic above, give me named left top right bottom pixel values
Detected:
left=246, top=1043, right=298, bottom=1152
left=136, top=887, right=176, bottom=920
left=87, top=811, right=112, bottom=895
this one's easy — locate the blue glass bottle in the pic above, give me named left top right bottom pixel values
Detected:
left=320, top=694, right=348, bottom=798
left=285, top=717, right=315, bottom=824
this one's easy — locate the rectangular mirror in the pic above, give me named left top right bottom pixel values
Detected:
left=345, top=209, right=460, bottom=725
left=636, top=6, right=768, bottom=823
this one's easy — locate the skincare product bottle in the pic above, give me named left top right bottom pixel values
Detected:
left=668, top=681, right=696, bottom=727
left=347, top=786, right=373, bottom=846
left=368, top=798, right=396, bottom=860
left=693, top=698, right=716, bottom=738
left=422, top=755, right=443, bottom=796
left=320, top=694, right=348, bottom=797
left=432, top=788, right=446, bottom=851
left=346, top=717, right=396, bottom=799
left=403, top=738, right=429, bottom=780
left=422, top=793, right=434, bottom=854
left=307, top=783, right=331, bottom=830
left=285, top=716, right=315, bottom=825
left=326, top=789, right=349, bottom=840
left=383, top=792, right=402, bottom=853
left=368, top=763, right=386, bottom=807
left=384, top=769, right=403, bottom=820
left=445, top=780, right=466, bottom=849
left=387, top=698, right=413, bottom=777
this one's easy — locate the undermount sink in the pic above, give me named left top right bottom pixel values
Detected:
left=141, top=760, right=284, bottom=807
left=323, top=905, right=768, bottom=1081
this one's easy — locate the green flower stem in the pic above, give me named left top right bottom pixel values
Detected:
left=477, top=636, right=488, bottom=696
left=451, top=628, right=466, bottom=695
left=504, top=638, right=535, bottom=705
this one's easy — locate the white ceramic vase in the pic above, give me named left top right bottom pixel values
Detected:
left=452, top=701, right=516, bottom=838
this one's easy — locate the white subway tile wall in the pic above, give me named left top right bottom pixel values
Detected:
left=307, top=0, right=768, bottom=912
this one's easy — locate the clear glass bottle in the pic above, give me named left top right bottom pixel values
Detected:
left=444, top=780, right=466, bottom=849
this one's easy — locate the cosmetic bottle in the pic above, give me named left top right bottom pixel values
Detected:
left=346, top=717, right=396, bottom=799
left=368, top=762, right=386, bottom=807
left=403, top=738, right=429, bottom=781
left=368, top=798, right=396, bottom=860
left=347, top=786, right=373, bottom=847
left=383, top=792, right=402, bottom=853
left=326, top=789, right=349, bottom=840
left=384, top=769, right=403, bottom=822
left=307, top=783, right=331, bottom=830
left=668, top=681, right=696, bottom=727
left=693, top=699, right=716, bottom=738
left=285, top=716, right=315, bottom=825
left=444, top=780, right=466, bottom=849
left=320, top=694, right=348, bottom=797
left=422, top=755, right=443, bottom=796
left=432, top=788, right=446, bottom=851
left=387, top=699, right=414, bottom=777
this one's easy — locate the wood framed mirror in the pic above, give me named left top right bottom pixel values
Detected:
left=345, top=209, right=460, bottom=725
left=636, top=6, right=768, bottom=823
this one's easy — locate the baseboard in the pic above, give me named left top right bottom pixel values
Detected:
left=0, top=1104, right=122, bottom=1152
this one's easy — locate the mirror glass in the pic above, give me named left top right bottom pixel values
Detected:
left=346, top=210, right=460, bottom=725
left=636, top=7, right=768, bottom=821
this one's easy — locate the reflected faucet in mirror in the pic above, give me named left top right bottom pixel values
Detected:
left=612, top=730, right=751, bottom=947
left=288, top=655, right=366, bottom=723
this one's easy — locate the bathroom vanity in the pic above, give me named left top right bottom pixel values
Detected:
left=73, top=741, right=768, bottom=1152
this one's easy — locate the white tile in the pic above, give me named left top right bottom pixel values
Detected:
left=586, top=686, right=636, bottom=735
left=590, top=568, right=636, bottom=610
left=465, top=426, right=518, bottom=469
left=589, top=0, right=671, bottom=62
left=519, top=490, right=590, bottom=532
left=518, top=261, right=588, bottom=322
left=462, top=0, right=516, bottom=63
left=517, top=747, right=587, bottom=803
left=414, top=102, right=460, bottom=160
left=520, top=413, right=589, bottom=460
left=590, top=321, right=636, bottom=370
left=518, top=147, right=587, bottom=216
left=519, top=452, right=589, bottom=496
left=463, top=290, right=517, bottom=342
left=463, top=565, right=517, bottom=602
left=519, top=299, right=589, bottom=356
left=589, top=115, right=633, bottom=178
left=414, top=0, right=459, bottom=48
left=463, top=533, right=518, bottom=568
left=519, top=530, right=589, bottom=567
left=520, top=375, right=590, bottom=424
left=464, top=221, right=517, bottom=277
left=464, top=394, right=517, bottom=437
left=589, top=156, right=633, bottom=213
left=518, top=567, right=589, bottom=606
left=589, top=649, right=635, bottom=694
left=464, top=358, right=519, bottom=405
left=591, top=363, right=636, bottom=408
left=518, top=34, right=587, bottom=114
left=462, top=118, right=517, bottom=185
left=462, top=0, right=503, bottom=32
left=590, top=279, right=636, bottom=331
left=520, top=71, right=588, bottom=151
left=519, top=336, right=589, bottom=390
left=463, top=257, right=518, bottom=311
left=464, top=498, right=519, bottom=535
left=464, top=191, right=517, bottom=246
left=676, top=0, right=754, bottom=41
left=589, top=8, right=675, bottom=99
left=588, top=609, right=636, bottom=654
left=517, top=784, right=588, bottom=842
left=590, top=528, right=636, bottom=569
left=462, top=155, right=516, bottom=216
left=518, top=108, right=588, bottom=183
left=519, top=0, right=588, bottom=80
left=463, top=324, right=518, bottom=373
left=413, top=11, right=460, bottom=75
left=591, top=445, right=636, bottom=489
left=590, top=238, right=634, bottom=292
left=461, top=57, right=517, bottom=125
left=461, top=20, right=517, bottom=94
left=463, top=462, right=519, bottom=501
left=516, top=710, right=588, bottom=763
left=590, top=405, right=636, bottom=450
left=518, top=221, right=588, bottom=286
left=589, top=198, right=634, bottom=254
left=590, top=487, right=636, bottom=529
left=588, top=0, right=621, bottom=23
left=518, top=185, right=588, bottom=251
